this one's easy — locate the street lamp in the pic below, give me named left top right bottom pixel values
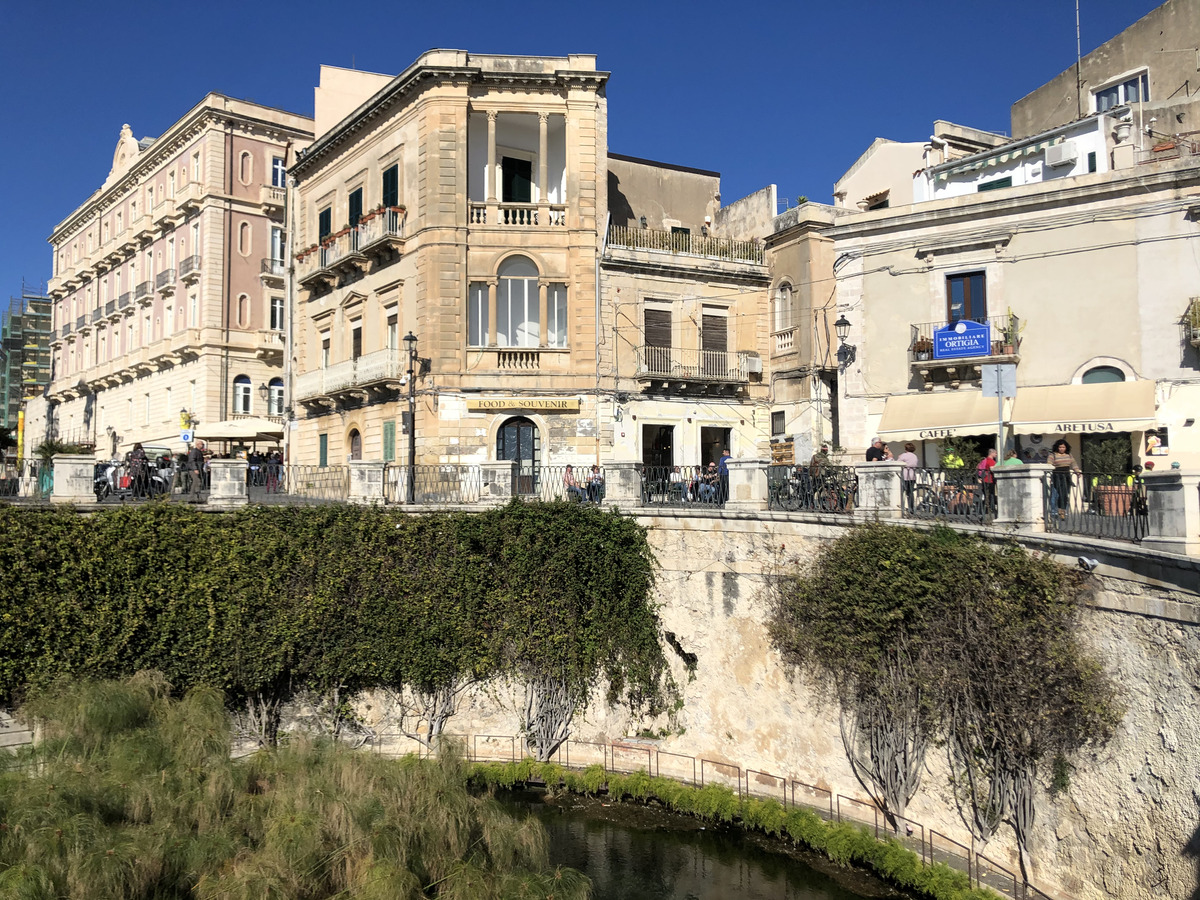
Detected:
left=833, top=314, right=856, bottom=368
left=403, top=330, right=418, bottom=503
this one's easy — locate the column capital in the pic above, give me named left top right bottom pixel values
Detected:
left=485, top=110, right=498, bottom=123
left=537, top=112, right=549, bottom=124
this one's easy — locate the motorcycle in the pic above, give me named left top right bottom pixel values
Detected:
left=94, top=460, right=172, bottom=501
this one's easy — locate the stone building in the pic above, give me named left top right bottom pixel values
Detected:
left=0, top=291, right=52, bottom=443
left=25, top=95, right=313, bottom=457
left=288, top=53, right=777, bottom=481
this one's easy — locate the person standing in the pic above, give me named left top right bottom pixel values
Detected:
left=187, top=441, right=206, bottom=502
left=977, top=448, right=998, bottom=515
left=718, top=448, right=732, bottom=503
left=865, top=438, right=886, bottom=462
left=129, top=443, right=148, bottom=499
left=898, top=442, right=920, bottom=515
left=1048, top=439, right=1078, bottom=519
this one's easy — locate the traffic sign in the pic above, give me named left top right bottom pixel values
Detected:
left=181, top=429, right=194, bottom=444
left=981, top=363, right=1017, bottom=398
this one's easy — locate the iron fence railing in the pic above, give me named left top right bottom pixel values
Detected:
left=517, top=464, right=606, bottom=503
left=250, top=465, right=349, bottom=505
left=634, top=345, right=754, bottom=382
left=383, top=464, right=484, bottom=505
left=607, top=224, right=764, bottom=264
left=904, top=467, right=995, bottom=525
left=767, top=464, right=858, bottom=513
left=1043, top=471, right=1148, bottom=543
left=0, top=459, right=52, bottom=500
left=639, top=464, right=726, bottom=507
left=909, top=312, right=1022, bottom=363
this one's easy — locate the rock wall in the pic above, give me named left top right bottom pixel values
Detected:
left=384, top=512, right=1198, bottom=900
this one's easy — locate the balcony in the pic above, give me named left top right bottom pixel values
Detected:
left=170, top=327, right=202, bottom=360
left=134, top=281, right=154, bottom=305
left=608, top=224, right=764, bottom=264
left=908, top=314, right=1022, bottom=390
left=260, top=257, right=286, bottom=286
left=256, top=328, right=285, bottom=362
left=260, top=184, right=285, bottom=215
left=296, top=208, right=406, bottom=293
left=772, top=328, right=795, bottom=356
left=60, top=323, right=73, bottom=339
left=105, top=300, right=118, bottom=320
left=153, top=199, right=181, bottom=230
left=469, top=202, right=566, bottom=227
left=179, top=255, right=202, bottom=285
left=296, top=349, right=404, bottom=403
left=176, top=181, right=202, bottom=214
left=155, top=268, right=176, bottom=297
left=116, top=292, right=132, bottom=315
left=131, top=213, right=154, bottom=242
left=634, top=346, right=759, bottom=392
left=91, top=308, right=104, bottom=324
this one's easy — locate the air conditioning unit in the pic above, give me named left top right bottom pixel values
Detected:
left=744, top=356, right=763, bottom=374
left=1045, top=141, right=1078, bottom=167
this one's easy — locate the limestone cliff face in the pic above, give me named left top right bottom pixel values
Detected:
left=389, top=516, right=1198, bottom=900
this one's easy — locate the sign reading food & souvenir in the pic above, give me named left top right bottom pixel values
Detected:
left=466, top=397, right=581, bottom=412
left=933, top=320, right=991, bottom=360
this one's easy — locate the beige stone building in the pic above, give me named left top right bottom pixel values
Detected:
left=26, top=95, right=313, bottom=457
left=289, top=52, right=777, bottom=482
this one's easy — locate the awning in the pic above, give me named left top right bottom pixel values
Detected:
left=877, top=391, right=1007, bottom=441
left=194, top=417, right=285, bottom=442
left=1008, top=381, right=1156, bottom=435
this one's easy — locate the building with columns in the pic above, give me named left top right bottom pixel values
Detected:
left=289, top=52, right=777, bottom=482
left=24, top=95, right=312, bottom=457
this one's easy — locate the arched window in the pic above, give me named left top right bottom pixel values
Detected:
left=267, top=377, right=284, bottom=416
left=239, top=151, right=253, bottom=186
left=1081, top=366, right=1126, bottom=384
left=348, top=428, right=362, bottom=460
left=496, top=415, right=540, bottom=494
left=233, top=374, right=252, bottom=415
left=773, top=282, right=793, bottom=334
left=497, top=256, right=539, bottom=348
left=237, top=293, right=249, bottom=327
left=238, top=221, right=251, bottom=257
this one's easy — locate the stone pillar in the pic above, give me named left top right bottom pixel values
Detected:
left=994, top=463, right=1050, bottom=533
left=50, top=454, right=96, bottom=505
left=537, top=280, right=548, bottom=347
left=481, top=461, right=514, bottom=504
left=486, top=111, right=498, bottom=205
left=602, top=461, right=644, bottom=508
left=1141, top=472, right=1200, bottom=556
left=724, top=458, right=768, bottom=512
left=348, top=460, right=386, bottom=505
left=207, top=459, right=248, bottom=510
left=853, top=461, right=903, bottom=519
left=487, top=279, right=498, bottom=348
left=537, top=112, right=549, bottom=221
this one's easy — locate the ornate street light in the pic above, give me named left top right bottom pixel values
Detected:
left=403, top=331, right=418, bottom=504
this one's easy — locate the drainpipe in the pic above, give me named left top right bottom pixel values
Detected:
left=595, top=211, right=610, bottom=465
left=282, top=139, right=294, bottom=464
left=221, top=120, right=233, bottom=424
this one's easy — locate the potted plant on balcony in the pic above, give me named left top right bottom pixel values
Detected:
left=1001, top=310, right=1023, bottom=356
left=912, top=337, right=933, bottom=361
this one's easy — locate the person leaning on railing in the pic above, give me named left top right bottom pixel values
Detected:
left=1048, top=439, right=1080, bottom=520
left=563, top=464, right=588, bottom=502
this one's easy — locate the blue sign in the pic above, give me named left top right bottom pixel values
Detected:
left=933, top=320, right=991, bottom=360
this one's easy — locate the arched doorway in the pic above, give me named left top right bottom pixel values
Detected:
left=348, top=429, right=362, bottom=461
left=497, top=416, right=540, bottom=494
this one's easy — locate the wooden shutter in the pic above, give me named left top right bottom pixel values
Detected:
left=383, top=421, right=396, bottom=462
left=382, top=165, right=398, bottom=208
left=701, top=314, right=727, bottom=353
left=348, top=188, right=363, bottom=227
left=644, top=309, right=672, bottom=347
left=318, top=208, right=332, bottom=240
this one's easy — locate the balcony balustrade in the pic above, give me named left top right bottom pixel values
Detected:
left=773, top=328, right=795, bottom=355
left=260, top=258, right=286, bottom=284
left=60, top=323, right=72, bottom=338
left=176, top=181, right=202, bottom=213
left=608, top=224, right=764, bottom=264
left=91, top=308, right=103, bottom=323
left=260, top=184, right=285, bottom=214
left=634, top=345, right=757, bottom=388
left=117, top=292, right=132, bottom=312
left=468, top=202, right=566, bottom=226
left=155, top=268, right=176, bottom=296
left=105, top=300, right=118, bottom=318
left=296, top=208, right=406, bottom=291
left=1188, top=298, right=1200, bottom=349
left=131, top=213, right=154, bottom=241
left=256, top=329, right=285, bottom=362
left=909, top=313, right=1022, bottom=390
left=134, top=281, right=153, bottom=303
left=179, top=255, right=201, bottom=285
left=295, top=349, right=404, bottom=401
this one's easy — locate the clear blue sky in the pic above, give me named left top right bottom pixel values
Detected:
left=1, top=0, right=1164, bottom=300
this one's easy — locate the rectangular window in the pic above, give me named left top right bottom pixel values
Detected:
left=318, top=433, right=328, bottom=467
left=348, top=187, right=363, bottom=228
left=270, top=297, right=284, bottom=331
left=351, top=323, right=362, bottom=360
left=501, top=157, right=532, bottom=203
left=318, top=207, right=332, bottom=241
left=387, top=313, right=398, bottom=351
left=1094, top=72, right=1149, bottom=112
left=701, top=313, right=727, bottom=354
left=643, top=308, right=672, bottom=375
left=1087, top=151, right=1097, bottom=173
left=977, top=176, right=1012, bottom=192
left=144, top=393, right=151, bottom=426
left=192, top=152, right=201, bottom=182
left=168, top=172, right=175, bottom=198
left=771, top=411, right=786, bottom=436
left=946, top=272, right=987, bottom=322
left=547, top=283, right=567, bottom=348
left=270, top=226, right=285, bottom=264
left=382, top=164, right=399, bottom=208
left=189, top=294, right=198, bottom=327
left=382, top=420, right=396, bottom=462
left=321, top=333, right=330, bottom=368
left=467, top=283, right=489, bottom=347
left=272, top=156, right=286, bottom=187
left=498, top=275, right=538, bottom=347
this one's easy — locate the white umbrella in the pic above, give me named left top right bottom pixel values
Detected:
left=194, top=417, right=285, bottom=441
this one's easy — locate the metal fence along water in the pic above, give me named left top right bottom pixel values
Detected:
left=1043, top=470, right=1148, bottom=543
left=904, top=467, right=995, bottom=525
left=767, top=464, right=858, bottom=513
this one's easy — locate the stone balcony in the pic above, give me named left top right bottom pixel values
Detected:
left=260, top=184, right=285, bottom=215
left=296, top=349, right=404, bottom=404
left=256, top=328, right=285, bottom=363
left=909, top=314, right=1023, bottom=390
left=296, top=208, right=406, bottom=294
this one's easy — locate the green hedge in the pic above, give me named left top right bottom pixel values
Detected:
left=468, top=760, right=1001, bottom=900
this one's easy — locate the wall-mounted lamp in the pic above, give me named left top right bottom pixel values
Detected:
left=257, top=383, right=269, bottom=401
left=613, top=406, right=623, bottom=423
left=834, top=314, right=857, bottom=368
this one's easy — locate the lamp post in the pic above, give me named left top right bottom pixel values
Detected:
left=403, top=330, right=417, bottom=503
left=834, top=314, right=856, bottom=368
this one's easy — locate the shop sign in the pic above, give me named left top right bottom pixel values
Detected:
left=933, top=320, right=991, bottom=360
left=466, top=397, right=581, bottom=412
left=1054, top=422, right=1118, bottom=433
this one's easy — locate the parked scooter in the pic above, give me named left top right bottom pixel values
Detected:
left=93, top=460, right=171, bottom=501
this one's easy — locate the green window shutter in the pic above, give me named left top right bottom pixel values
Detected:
left=318, top=433, right=328, bottom=467
left=348, top=188, right=363, bottom=228
left=382, top=165, right=399, bottom=208
left=383, top=421, right=396, bottom=461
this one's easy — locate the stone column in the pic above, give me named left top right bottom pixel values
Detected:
left=50, top=454, right=96, bottom=505
left=537, top=280, right=548, bottom=347
left=537, top=112, right=549, bottom=222
left=994, top=463, right=1050, bottom=532
left=724, top=458, right=768, bottom=512
left=486, top=111, right=498, bottom=211
left=348, top=460, right=386, bottom=505
left=207, top=459, right=248, bottom=510
left=481, top=461, right=514, bottom=505
left=853, top=461, right=903, bottom=519
left=487, top=279, right=498, bottom=348
left=602, top=461, right=644, bottom=508
left=1141, top=471, right=1200, bottom=556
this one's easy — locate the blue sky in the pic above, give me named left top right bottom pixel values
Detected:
left=1, top=0, right=1164, bottom=301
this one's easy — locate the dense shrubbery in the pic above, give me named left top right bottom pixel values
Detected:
left=1, top=675, right=589, bottom=899
left=0, top=501, right=673, bottom=752
left=469, top=760, right=999, bottom=900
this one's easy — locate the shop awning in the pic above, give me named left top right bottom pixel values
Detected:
left=877, top=391, right=1007, bottom=441
left=1008, top=381, right=1156, bottom=435
left=194, top=417, right=285, bottom=442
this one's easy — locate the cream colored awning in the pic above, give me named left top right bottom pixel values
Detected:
left=1008, top=381, right=1156, bottom=435
left=877, top=391, right=1008, bottom=441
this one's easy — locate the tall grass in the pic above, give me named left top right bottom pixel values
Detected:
left=1, top=676, right=589, bottom=899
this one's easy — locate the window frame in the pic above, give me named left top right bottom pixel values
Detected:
left=945, top=271, right=988, bottom=322
left=233, top=375, right=252, bottom=415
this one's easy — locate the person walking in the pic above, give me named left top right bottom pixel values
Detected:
left=898, top=442, right=919, bottom=515
left=129, top=443, right=148, bottom=499
left=187, top=441, right=206, bottom=502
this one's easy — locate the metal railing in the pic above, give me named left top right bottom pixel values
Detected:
left=91, top=308, right=103, bottom=323
left=767, top=464, right=858, bottom=513
left=382, top=464, right=484, bottom=505
left=634, top=345, right=753, bottom=382
left=296, top=208, right=407, bottom=283
left=909, top=313, right=1022, bottom=362
left=155, top=268, right=176, bottom=289
left=248, top=465, right=349, bottom=505
left=904, top=467, right=995, bottom=525
left=294, top=350, right=404, bottom=399
left=522, top=464, right=606, bottom=503
left=105, top=300, right=117, bottom=316
left=607, top=224, right=764, bottom=264
left=179, top=255, right=201, bottom=279
left=134, top=281, right=153, bottom=300
left=0, top=459, right=52, bottom=500
left=261, top=258, right=286, bottom=277
left=639, top=465, right=726, bottom=507
left=1043, top=471, right=1148, bottom=543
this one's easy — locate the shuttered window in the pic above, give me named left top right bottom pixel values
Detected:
left=348, top=188, right=363, bottom=228
left=644, top=309, right=672, bottom=347
left=701, top=314, right=727, bottom=354
left=318, top=434, right=328, bottom=467
left=382, top=165, right=399, bottom=208
left=318, top=208, right=332, bottom=241
left=382, top=421, right=396, bottom=461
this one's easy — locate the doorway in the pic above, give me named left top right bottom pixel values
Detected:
left=498, top=416, right=540, bottom=494
left=699, top=427, right=732, bottom=467
left=642, top=424, right=674, bottom=470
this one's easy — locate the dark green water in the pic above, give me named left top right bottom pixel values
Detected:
left=498, top=790, right=895, bottom=900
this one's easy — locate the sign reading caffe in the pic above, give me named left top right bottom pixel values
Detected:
left=466, top=397, right=581, bottom=412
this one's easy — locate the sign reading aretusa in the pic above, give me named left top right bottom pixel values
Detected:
left=466, top=397, right=581, bottom=412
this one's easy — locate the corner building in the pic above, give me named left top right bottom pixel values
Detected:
left=27, top=96, right=313, bottom=456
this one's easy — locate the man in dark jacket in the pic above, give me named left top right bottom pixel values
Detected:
left=187, top=442, right=206, bottom=501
